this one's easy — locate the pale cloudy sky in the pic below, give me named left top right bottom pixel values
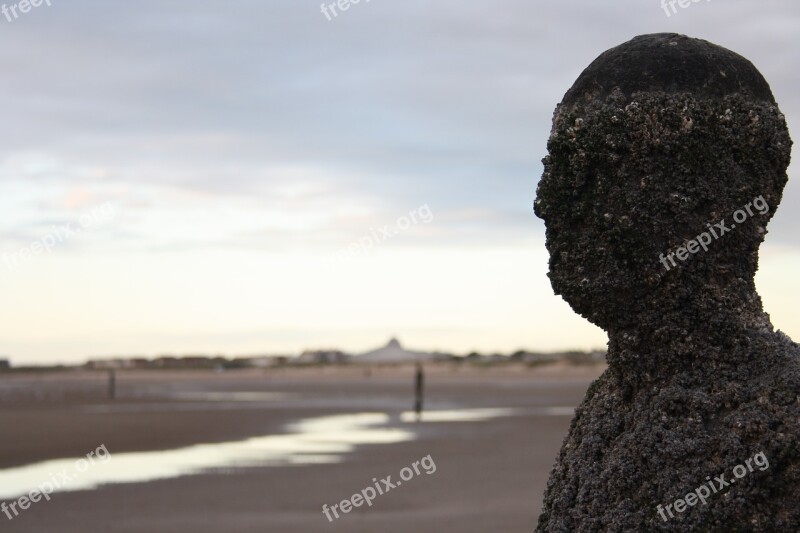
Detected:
left=0, top=0, right=798, bottom=364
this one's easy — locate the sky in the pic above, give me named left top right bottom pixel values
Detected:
left=0, top=0, right=799, bottom=364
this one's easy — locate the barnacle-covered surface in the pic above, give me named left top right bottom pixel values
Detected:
left=534, top=33, right=799, bottom=532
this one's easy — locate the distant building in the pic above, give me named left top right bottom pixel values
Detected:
left=153, top=356, right=229, bottom=369
left=243, top=356, right=288, bottom=368
left=296, top=350, right=349, bottom=365
left=86, top=358, right=152, bottom=370
left=354, top=338, right=445, bottom=364
left=85, top=356, right=239, bottom=370
left=0, top=358, right=9, bottom=370
left=514, top=351, right=558, bottom=365
left=560, top=350, right=607, bottom=365
left=85, top=359, right=126, bottom=370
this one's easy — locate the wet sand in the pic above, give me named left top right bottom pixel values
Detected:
left=0, top=364, right=603, bottom=532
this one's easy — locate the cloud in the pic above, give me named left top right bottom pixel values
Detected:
left=0, top=0, right=796, bottom=251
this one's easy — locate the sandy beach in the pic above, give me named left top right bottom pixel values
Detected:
left=0, top=363, right=604, bottom=532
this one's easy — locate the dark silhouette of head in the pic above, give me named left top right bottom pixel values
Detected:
left=534, top=33, right=792, bottom=350
left=534, top=34, right=800, bottom=533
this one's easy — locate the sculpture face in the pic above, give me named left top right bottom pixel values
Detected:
left=534, top=105, right=664, bottom=330
left=533, top=34, right=791, bottom=332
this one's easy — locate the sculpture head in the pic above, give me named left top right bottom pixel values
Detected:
left=534, top=33, right=792, bottom=334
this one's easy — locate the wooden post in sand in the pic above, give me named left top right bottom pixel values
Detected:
left=414, top=362, right=424, bottom=421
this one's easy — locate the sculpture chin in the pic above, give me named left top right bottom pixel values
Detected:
left=548, top=269, right=636, bottom=331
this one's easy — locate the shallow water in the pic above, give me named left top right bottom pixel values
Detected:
left=0, top=406, right=569, bottom=500
left=0, top=412, right=411, bottom=500
left=400, top=407, right=518, bottom=422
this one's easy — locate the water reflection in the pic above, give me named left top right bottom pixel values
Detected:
left=398, top=406, right=573, bottom=423
left=0, top=412, right=411, bottom=500
left=0, top=406, right=567, bottom=500
left=400, top=408, right=518, bottom=422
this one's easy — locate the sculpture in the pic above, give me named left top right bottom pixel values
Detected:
left=534, top=33, right=799, bottom=531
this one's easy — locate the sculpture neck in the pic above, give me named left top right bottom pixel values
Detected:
left=604, top=292, right=775, bottom=383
